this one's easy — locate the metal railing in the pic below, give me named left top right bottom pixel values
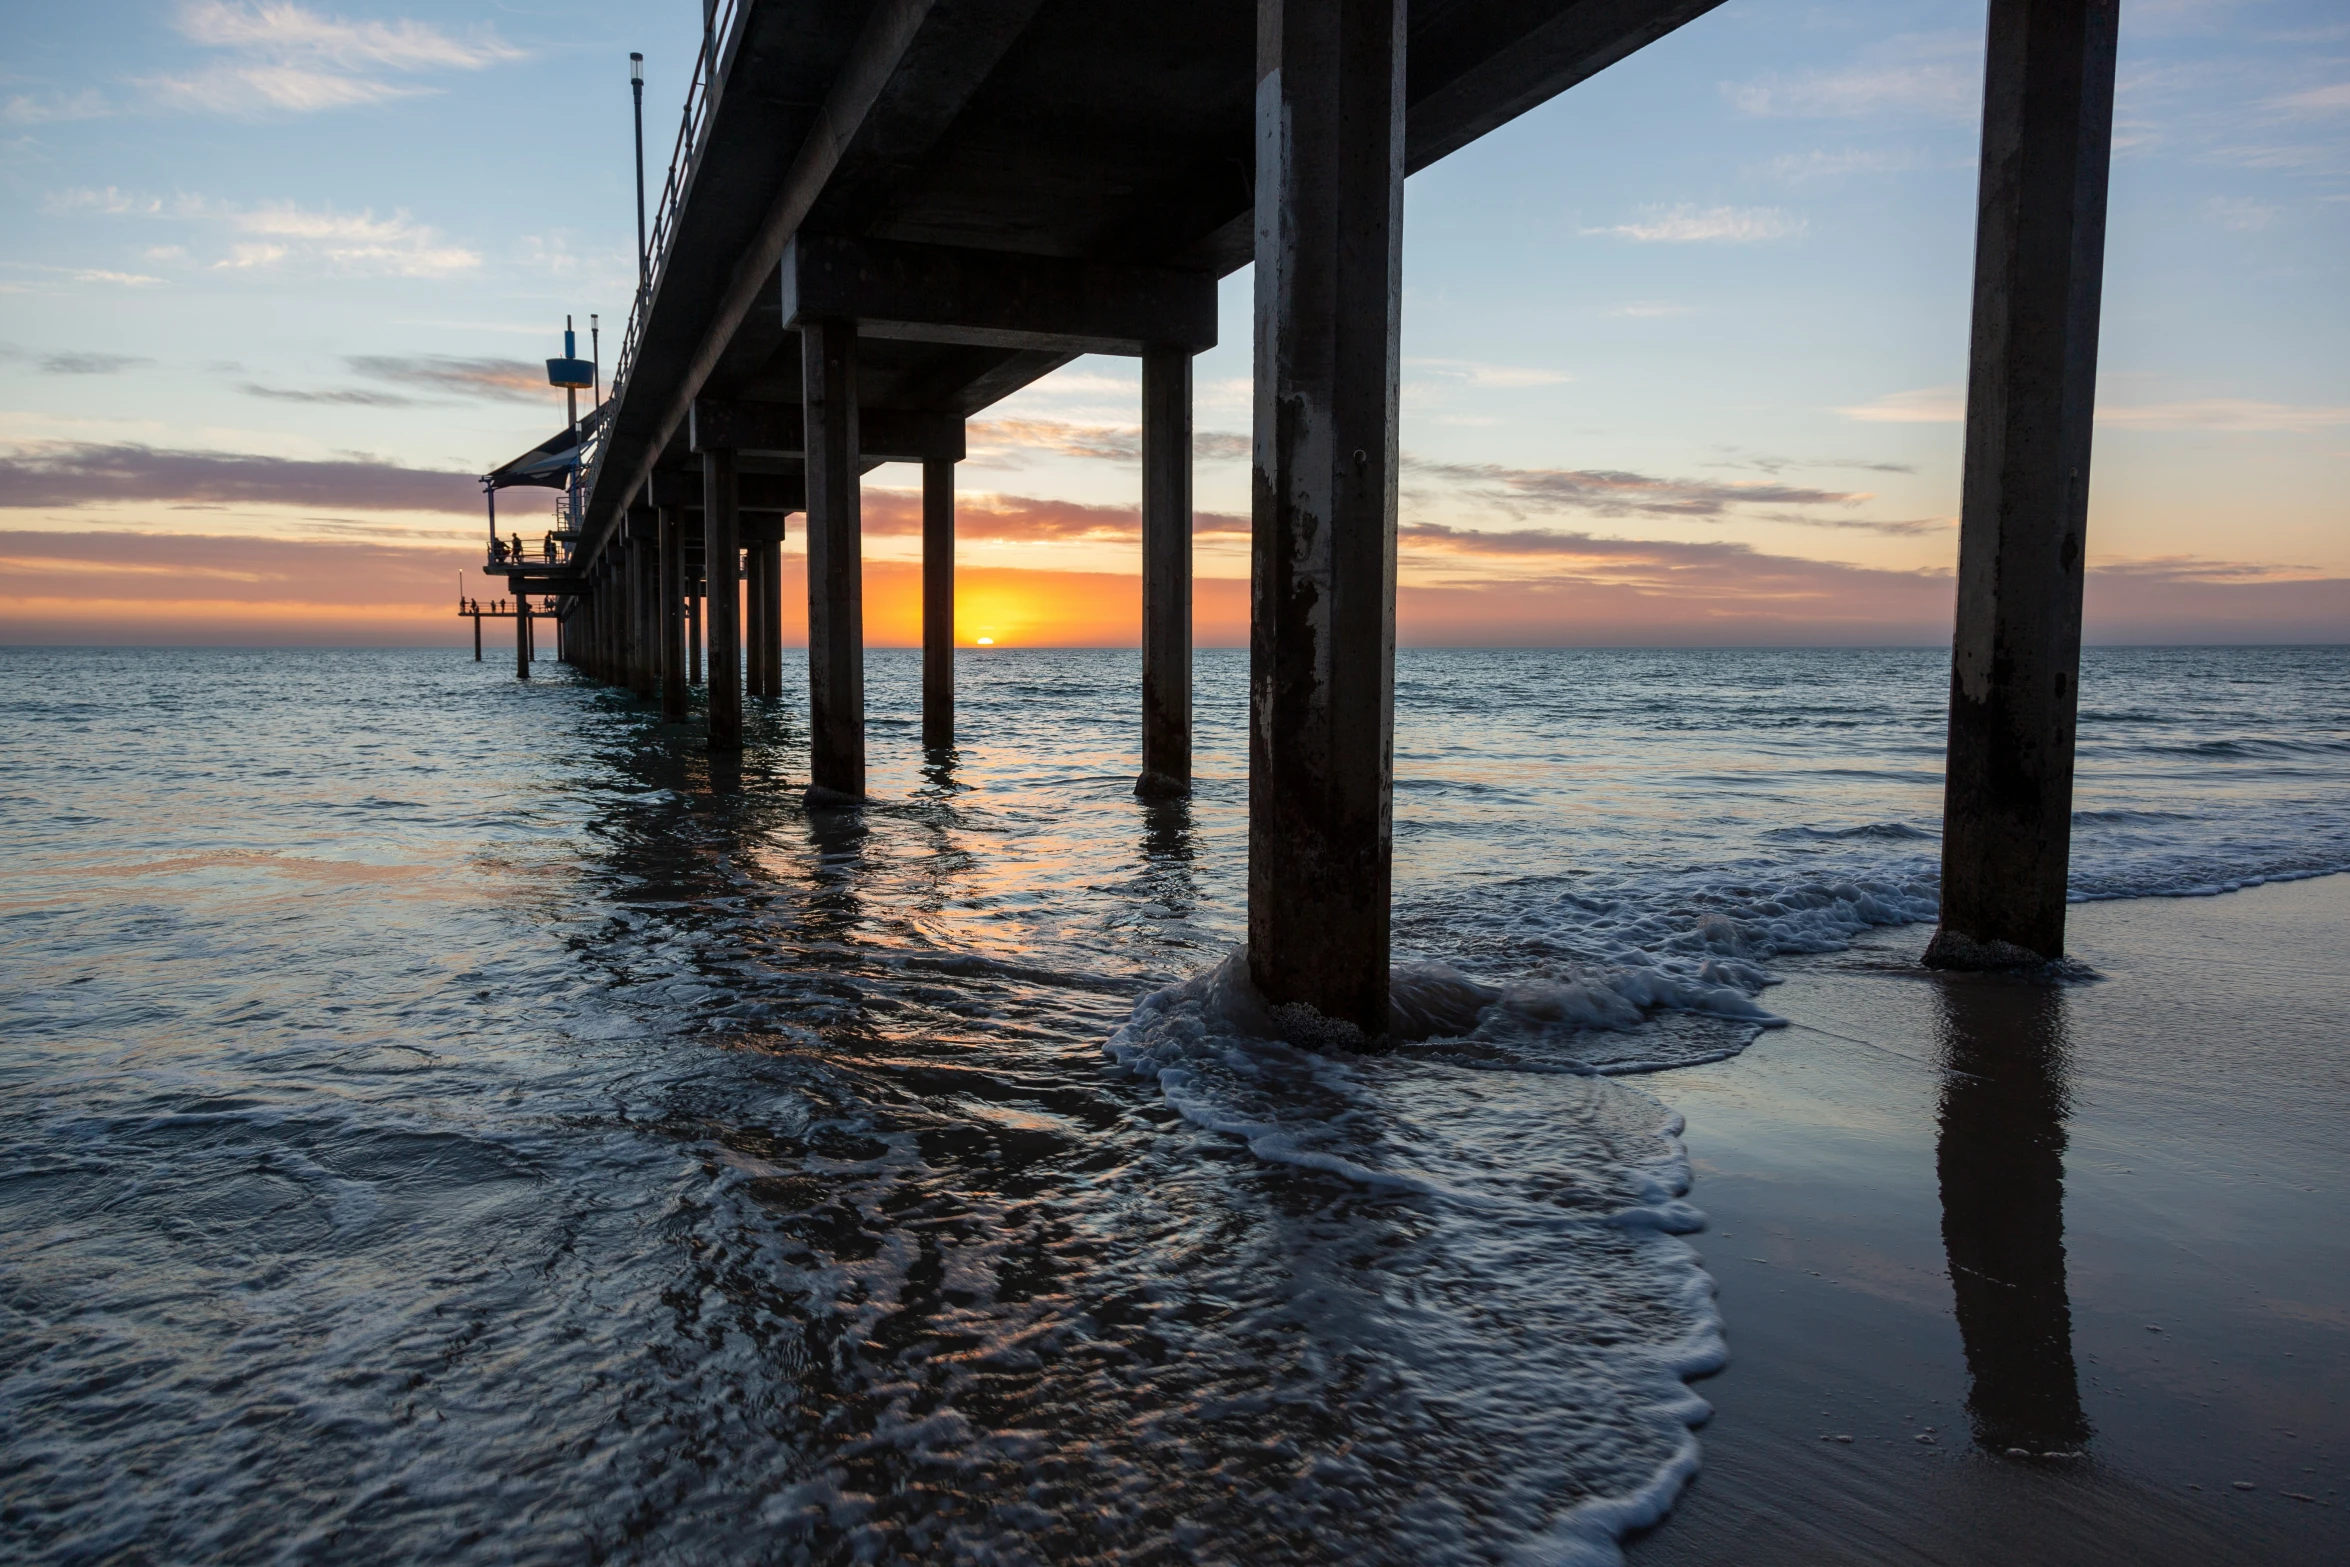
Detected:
left=578, top=0, right=745, bottom=516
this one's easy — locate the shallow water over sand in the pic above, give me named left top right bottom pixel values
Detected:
left=3, top=645, right=2345, bottom=1563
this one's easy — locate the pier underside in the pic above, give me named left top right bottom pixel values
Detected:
left=488, top=0, right=2119, bottom=1031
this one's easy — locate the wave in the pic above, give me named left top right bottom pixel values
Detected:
left=1104, top=950, right=1726, bottom=1566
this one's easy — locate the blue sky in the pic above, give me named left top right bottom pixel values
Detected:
left=1, top=0, right=2344, bottom=639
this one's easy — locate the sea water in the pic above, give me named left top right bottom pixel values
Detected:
left=2, top=645, right=2344, bottom=1564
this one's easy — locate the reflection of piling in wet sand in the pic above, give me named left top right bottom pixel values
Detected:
left=1934, top=977, right=2091, bottom=1456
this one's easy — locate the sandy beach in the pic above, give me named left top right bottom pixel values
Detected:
left=1631, top=873, right=2350, bottom=1566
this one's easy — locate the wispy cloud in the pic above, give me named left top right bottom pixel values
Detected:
left=1841, top=386, right=2350, bottom=433
left=2270, top=82, right=2350, bottom=114
left=1407, top=357, right=1573, bottom=389
left=1725, top=33, right=1981, bottom=121
left=219, top=204, right=478, bottom=276
left=861, top=490, right=1249, bottom=544
left=1400, top=458, right=1929, bottom=532
left=40, top=353, right=154, bottom=375
left=238, top=382, right=420, bottom=407
left=1583, top=205, right=1806, bottom=244
left=2205, top=194, right=2280, bottom=231
left=2099, top=399, right=2350, bottom=433
left=1839, top=386, right=1965, bottom=424
left=148, top=2, right=521, bottom=117
left=1606, top=302, right=1690, bottom=318
left=2, top=90, right=110, bottom=126
left=1767, top=147, right=1929, bottom=183
left=0, top=442, right=477, bottom=512
left=50, top=188, right=480, bottom=277
left=965, top=417, right=1251, bottom=468
left=345, top=355, right=547, bottom=400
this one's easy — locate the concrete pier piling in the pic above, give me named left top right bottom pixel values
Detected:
left=631, top=521, right=657, bottom=699
left=1245, top=0, right=1408, bottom=1043
left=803, top=317, right=865, bottom=804
left=758, top=537, right=784, bottom=700
left=923, top=457, right=953, bottom=750
left=703, top=447, right=743, bottom=751
left=1926, top=0, right=2119, bottom=971
left=660, top=505, right=688, bottom=721
left=1139, top=344, right=1193, bottom=796
left=515, top=592, right=532, bottom=681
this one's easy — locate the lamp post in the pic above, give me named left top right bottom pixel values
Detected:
left=630, top=53, right=647, bottom=301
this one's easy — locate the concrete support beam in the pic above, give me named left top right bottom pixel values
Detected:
left=1246, top=0, right=1406, bottom=1043
left=649, top=466, right=806, bottom=512
left=660, top=506, right=688, bottom=720
left=1926, top=0, right=2118, bottom=970
left=515, top=592, right=532, bottom=681
left=704, top=447, right=743, bottom=750
left=689, top=588, right=703, bottom=686
left=803, top=317, right=866, bottom=802
left=780, top=233, right=1218, bottom=356
left=1139, top=344, right=1193, bottom=794
left=690, top=398, right=962, bottom=463
left=922, top=457, right=954, bottom=748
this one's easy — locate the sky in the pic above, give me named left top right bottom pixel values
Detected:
left=0, top=0, right=2343, bottom=646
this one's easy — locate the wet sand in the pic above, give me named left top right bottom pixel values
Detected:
left=1631, top=873, right=2350, bottom=1566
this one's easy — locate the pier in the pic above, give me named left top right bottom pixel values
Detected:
left=480, top=0, right=2123, bottom=1035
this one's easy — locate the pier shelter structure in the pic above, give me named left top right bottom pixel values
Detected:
left=481, top=0, right=2122, bottom=1038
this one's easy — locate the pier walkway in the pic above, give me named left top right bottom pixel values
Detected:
left=480, top=0, right=2122, bottom=1037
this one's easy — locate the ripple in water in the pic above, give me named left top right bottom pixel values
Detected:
left=2, top=645, right=2345, bottom=1563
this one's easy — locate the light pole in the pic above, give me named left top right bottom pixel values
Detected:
left=630, top=53, right=647, bottom=301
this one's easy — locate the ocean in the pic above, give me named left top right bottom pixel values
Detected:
left=3, top=644, right=2345, bottom=1564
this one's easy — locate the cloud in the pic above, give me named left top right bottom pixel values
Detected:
left=861, top=490, right=1248, bottom=544
left=2205, top=195, right=2279, bottom=231
left=2098, top=399, right=2350, bottom=433
left=1840, top=388, right=2350, bottom=433
left=345, top=355, right=548, bottom=400
left=965, top=417, right=1252, bottom=467
left=40, top=353, right=154, bottom=375
left=219, top=204, right=478, bottom=276
left=1407, top=358, right=1573, bottom=389
left=2, top=90, right=110, bottom=126
left=1710, top=451, right=1918, bottom=477
left=46, top=186, right=479, bottom=277
left=1606, top=302, right=1690, bottom=318
left=0, top=442, right=478, bottom=512
left=1583, top=205, right=1807, bottom=244
left=1403, top=458, right=1876, bottom=523
left=46, top=187, right=166, bottom=217
left=238, top=382, right=421, bottom=407
left=0, top=260, right=167, bottom=290
left=1767, top=147, right=1929, bottom=182
left=3, top=527, right=2337, bottom=649
left=1725, top=34, right=1981, bottom=120
left=1839, top=386, right=1965, bottom=423
left=149, top=2, right=521, bottom=117
left=2271, top=82, right=2350, bottom=114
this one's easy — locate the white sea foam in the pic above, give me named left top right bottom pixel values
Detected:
left=1099, top=950, right=1726, bottom=1564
